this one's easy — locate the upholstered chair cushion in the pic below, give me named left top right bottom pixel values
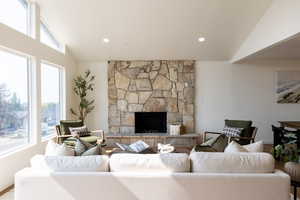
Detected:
left=64, top=135, right=98, bottom=146
left=192, top=134, right=228, bottom=152
left=60, top=120, right=83, bottom=135
left=225, top=119, right=252, bottom=137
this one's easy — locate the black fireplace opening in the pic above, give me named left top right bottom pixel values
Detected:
left=135, top=112, right=167, bottom=134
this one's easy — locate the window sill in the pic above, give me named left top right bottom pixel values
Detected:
left=0, top=143, right=36, bottom=159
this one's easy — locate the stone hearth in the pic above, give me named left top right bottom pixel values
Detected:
left=108, top=60, right=195, bottom=135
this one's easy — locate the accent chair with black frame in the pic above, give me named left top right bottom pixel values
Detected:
left=203, top=120, right=258, bottom=146
left=55, top=120, right=105, bottom=147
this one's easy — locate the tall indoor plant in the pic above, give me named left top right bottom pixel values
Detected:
left=70, top=70, right=95, bottom=123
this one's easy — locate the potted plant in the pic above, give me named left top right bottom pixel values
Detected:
left=70, top=70, right=95, bottom=123
left=273, top=144, right=299, bottom=162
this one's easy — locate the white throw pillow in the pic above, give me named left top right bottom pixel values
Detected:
left=224, top=141, right=248, bottom=153
left=45, top=140, right=74, bottom=156
left=224, top=141, right=264, bottom=153
left=244, top=141, right=264, bottom=152
left=31, top=155, right=109, bottom=172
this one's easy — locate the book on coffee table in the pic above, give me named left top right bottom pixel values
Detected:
left=116, top=140, right=150, bottom=153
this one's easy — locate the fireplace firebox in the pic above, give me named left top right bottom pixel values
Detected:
left=135, top=112, right=167, bottom=134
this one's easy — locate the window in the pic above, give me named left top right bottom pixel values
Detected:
left=40, top=22, right=62, bottom=51
left=0, top=0, right=28, bottom=34
left=0, top=49, right=30, bottom=155
left=41, top=62, right=63, bottom=138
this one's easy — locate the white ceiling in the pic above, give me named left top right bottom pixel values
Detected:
left=33, top=0, right=273, bottom=61
left=245, top=34, right=300, bottom=60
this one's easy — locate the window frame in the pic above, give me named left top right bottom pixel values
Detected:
left=1, top=0, right=30, bottom=35
left=40, top=20, right=64, bottom=52
left=40, top=61, right=65, bottom=141
left=0, top=47, right=33, bottom=156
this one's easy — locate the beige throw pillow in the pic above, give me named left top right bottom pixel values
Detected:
left=224, top=141, right=264, bottom=153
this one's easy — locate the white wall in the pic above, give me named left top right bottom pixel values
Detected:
left=196, top=60, right=300, bottom=143
left=77, top=62, right=109, bottom=132
left=232, top=0, right=300, bottom=62
left=78, top=60, right=300, bottom=144
left=0, top=4, right=77, bottom=191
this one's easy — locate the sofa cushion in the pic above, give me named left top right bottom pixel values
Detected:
left=31, top=155, right=109, bottom=172
left=110, top=153, right=190, bottom=172
left=190, top=152, right=274, bottom=173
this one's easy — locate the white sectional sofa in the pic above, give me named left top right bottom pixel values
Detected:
left=15, top=152, right=290, bottom=200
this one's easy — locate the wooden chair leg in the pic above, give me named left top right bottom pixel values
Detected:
left=294, top=185, right=297, bottom=200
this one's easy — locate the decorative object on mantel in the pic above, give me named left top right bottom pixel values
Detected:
left=107, top=60, right=195, bottom=135
left=276, top=71, right=300, bottom=104
left=70, top=70, right=95, bottom=123
left=170, top=124, right=182, bottom=136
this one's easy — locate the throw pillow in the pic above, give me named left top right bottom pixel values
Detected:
left=224, top=141, right=248, bottom=153
left=69, top=125, right=90, bottom=137
left=74, top=138, right=102, bottom=156
left=45, top=140, right=74, bottom=156
left=224, top=141, right=264, bottom=153
left=81, top=145, right=102, bottom=156
left=221, top=126, right=244, bottom=137
left=244, top=141, right=264, bottom=152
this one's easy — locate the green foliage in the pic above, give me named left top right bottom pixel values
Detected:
left=0, top=84, right=25, bottom=130
left=70, top=70, right=95, bottom=123
left=272, top=144, right=299, bottom=162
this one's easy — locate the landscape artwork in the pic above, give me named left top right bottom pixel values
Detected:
left=277, top=71, right=300, bottom=104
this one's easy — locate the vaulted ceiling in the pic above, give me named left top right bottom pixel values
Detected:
left=33, top=0, right=273, bottom=61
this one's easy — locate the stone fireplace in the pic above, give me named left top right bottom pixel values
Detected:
left=108, top=60, right=195, bottom=135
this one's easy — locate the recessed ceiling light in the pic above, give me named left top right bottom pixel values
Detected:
left=103, top=38, right=110, bottom=43
left=198, top=37, right=206, bottom=42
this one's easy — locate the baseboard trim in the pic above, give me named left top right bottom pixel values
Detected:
left=0, top=185, right=14, bottom=197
